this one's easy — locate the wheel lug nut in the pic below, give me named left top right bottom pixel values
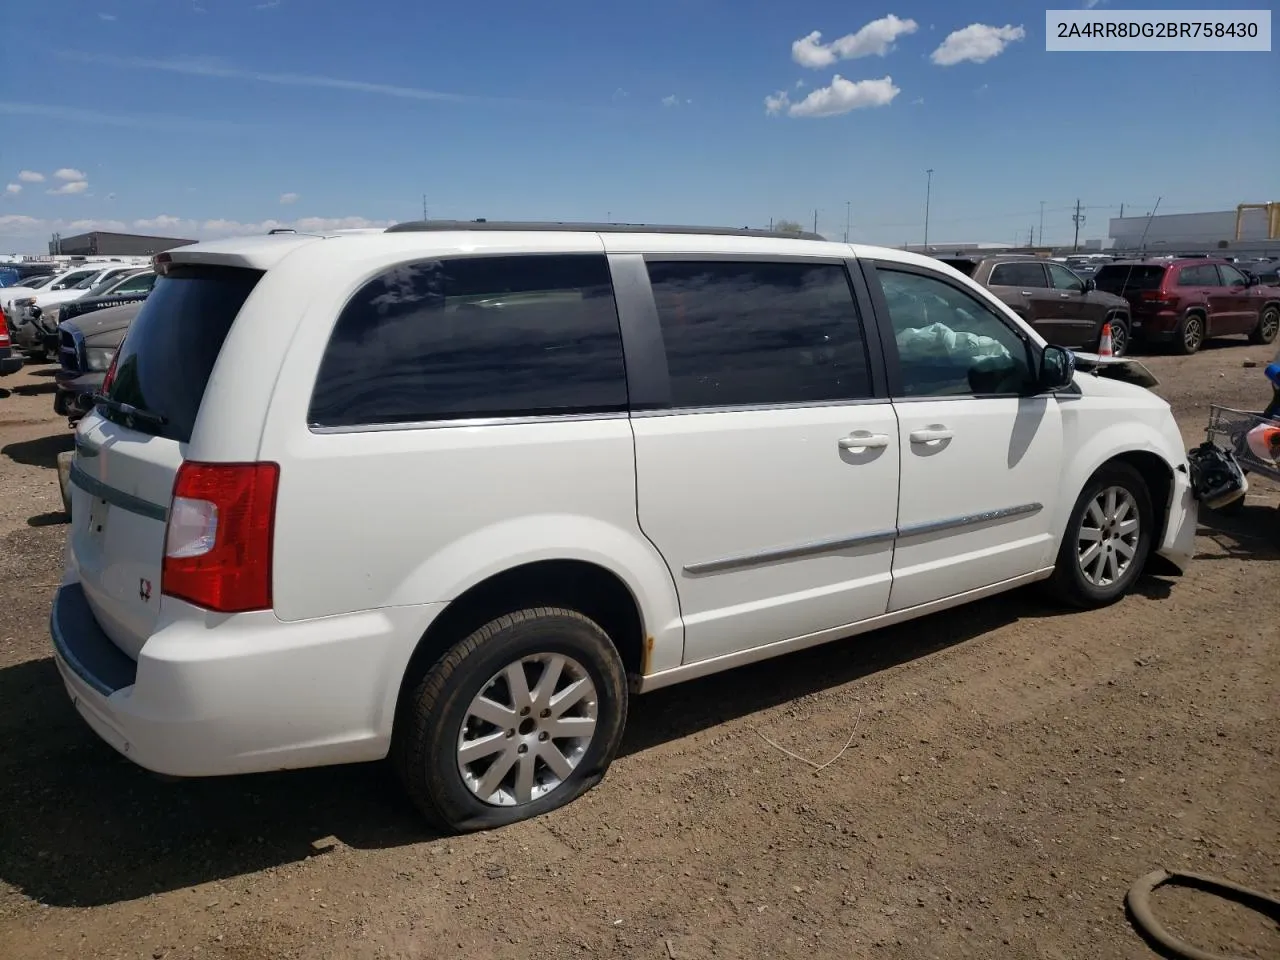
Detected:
left=519, top=707, right=530, bottom=716
left=517, top=744, right=528, bottom=754
left=539, top=709, right=551, bottom=718
left=538, top=731, right=549, bottom=742
left=506, top=729, right=515, bottom=738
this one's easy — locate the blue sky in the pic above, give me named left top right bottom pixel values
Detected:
left=0, top=0, right=1275, bottom=253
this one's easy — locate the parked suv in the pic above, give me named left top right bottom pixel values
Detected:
left=939, top=255, right=1132, bottom=356
left=1093, top=258, right=1280, bottom=354
left=52, top=224, right=1197, bottom=831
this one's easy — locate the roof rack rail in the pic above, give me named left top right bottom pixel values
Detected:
left=384, top=219, right=827, bottom=242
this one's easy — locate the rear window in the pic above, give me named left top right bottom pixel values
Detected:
left=938, top=259, right=977, bottom=277
left=102, top=265, right=263, bottom=442
left=1094, top=265, right=1166, bottom=294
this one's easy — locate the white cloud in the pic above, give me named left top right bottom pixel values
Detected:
left=4, top=183, right=20, bottom=195
left=783, top=75, right=900, bottom=118
left=54, top=167, right=86, bottom=181
left=911, top=97, right=925, bottom=105
left=0, top=214, right=41, bottom=230
left=279, top=192, right=299, bottom=205
left=764, top=90, right=791, bottom=116
left=661, top=94, right=679, bottom=107
left=106, top=192, right=117, bottom=201
left=67, top=218, right=128, bottom=232
left=612, top=88, right=629, bottom=101
left=17, top=170, right=44, bottom=183
left=795, top=79, right=805, bottom=89
left=931, top=24, right=1026, bottom=66
left=48, top=180, right=89, bottom=195
left=133, top=214, right=188, bottom=230
left=99, top=12, right=117, bottom=20
left=792, top=16, right=919, bottom=69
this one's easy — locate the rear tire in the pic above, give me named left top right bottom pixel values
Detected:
left=1172, top=313, right=1204, bottom=355
left=394, top=607, right=628, bottom=832
left=1249, top=306, right=1279, bottom=345
left=1047, top=462, right=1153, bottom=609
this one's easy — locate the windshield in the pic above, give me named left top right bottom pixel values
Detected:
left=0, top=268, right=18, bottom=287
left=73, top=272, right=105, bottom=290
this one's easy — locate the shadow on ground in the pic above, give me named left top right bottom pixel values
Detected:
left=1, top=432, right=72, bottom=469
left=1194, top=500, right=1280, bottom=561
left=11, top=381, right=56, bottom=397
left=0, top=584, right=1071, bottom=908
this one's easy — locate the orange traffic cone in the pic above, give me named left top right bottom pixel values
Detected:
left=1098, top=322, right=1114, bottom=357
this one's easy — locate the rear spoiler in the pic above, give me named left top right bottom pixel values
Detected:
left=1072, top=352, right=1160, bottom=390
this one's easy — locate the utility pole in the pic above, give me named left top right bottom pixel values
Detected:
left=769, top=217, right=773, bottom=230
left=1071, top=198, right=1086, bottom=252
left=813, top=209, right=818, bottom=234
left=924, top=169, right=934, bottom=250
left=1119, top=203, right=1125, bottom=219
left=422, top=194, right=428, bottom=220
left=1038, top=200, right=1045, bottom=246
left=844, top=200, right=851, bottom=242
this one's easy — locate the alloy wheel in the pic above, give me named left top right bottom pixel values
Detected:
left=1261, top=308, right=1279, bottom=343
left=1077, top=486, right=1141, bottom=587
left=1109, top=322, right=1128, bottom=357
left=1183, top=317, right=1203, bottom=352
left=457, top=653, right=598, bottom=807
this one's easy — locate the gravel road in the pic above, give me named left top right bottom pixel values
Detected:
left=1, top=344, right=1276, bottom=960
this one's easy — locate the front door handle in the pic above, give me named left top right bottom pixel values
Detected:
left=1059, top=293, right=1072, bottom=299
left=1020, top=290, right=1035, bottom=296
left=909, top=427, right=953, bottom=443
left=839, top=431, right=891, bottom=451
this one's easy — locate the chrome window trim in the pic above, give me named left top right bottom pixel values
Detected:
left=684, top=502, right=1043, bottom=574
left=632, top=396, right=891, bottom=418
left=308, top=410, right=630, bottom=434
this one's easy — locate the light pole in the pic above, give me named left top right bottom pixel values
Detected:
left=924, top=169, right=934, bottom=250
left=1039, top=200, right=1045, bottom=247
left=844, top=200, right=851, bottom=242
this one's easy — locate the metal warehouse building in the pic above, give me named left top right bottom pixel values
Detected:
left=48, top=231, right=195, bottom=257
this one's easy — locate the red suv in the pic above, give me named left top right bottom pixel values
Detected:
left=1093, top=258, right=1280, bottom=355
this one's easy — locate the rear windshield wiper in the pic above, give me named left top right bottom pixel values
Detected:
left=91, top=394, right=169, bottom=428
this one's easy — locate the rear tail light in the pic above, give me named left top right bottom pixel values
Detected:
left=0, top=326, right=9, bottom=348
left=1139, top=290, right=1175, bottom=305
left=162, top=462, right=280, bottom=613
left=100, top=344, right=121, bottom=393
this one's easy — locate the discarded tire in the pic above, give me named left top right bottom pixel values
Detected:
left=56, top=451, right=73, bottom=517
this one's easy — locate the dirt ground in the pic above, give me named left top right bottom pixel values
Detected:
left=1, top=343, right=1277, bottom=960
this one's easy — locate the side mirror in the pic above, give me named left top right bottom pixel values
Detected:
left=1039, top=345, right=1076, bottom=392
left=1243, top=273, right=1258, bottom=287
left=1084, top=278, right=1096, bottom=292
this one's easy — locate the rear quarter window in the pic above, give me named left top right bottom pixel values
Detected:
left=102, top=265, right=263, bottom=442
left=1093, top=265, right=1166, bottom=294
left=308, top=253, right=628, bottom=427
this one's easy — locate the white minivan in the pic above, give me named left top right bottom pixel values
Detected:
left=51, top=222, right=1197, bottom=831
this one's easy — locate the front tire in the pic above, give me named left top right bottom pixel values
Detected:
left=394, top=607, right=628, bottom=832
left=1106, top=317, right=1131, bottom=357
left=1249, top=306, right=1279, bottom=345
left=1047, top=462, right=1153, bottom=608
left=1172, top=313, right=1205, bottom=355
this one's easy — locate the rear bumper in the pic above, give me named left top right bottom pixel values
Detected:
left=0, top=352, right=21, bottom=376
left=50, top=579, right=445, bottom=777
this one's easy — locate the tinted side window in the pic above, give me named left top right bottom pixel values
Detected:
left=645, top=260, right=873, bottom=408
left=309, top=254, right=627, bottom=427
left=1218, top=264, right=1247, bottom=287
left=1178, top=264, right=1216, bottom=286
left=878, top=268, right=1034, bottom=398
left=1047, top=263, right=1085, bottom=292
left=989, top=262, right=1047, bottom=288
